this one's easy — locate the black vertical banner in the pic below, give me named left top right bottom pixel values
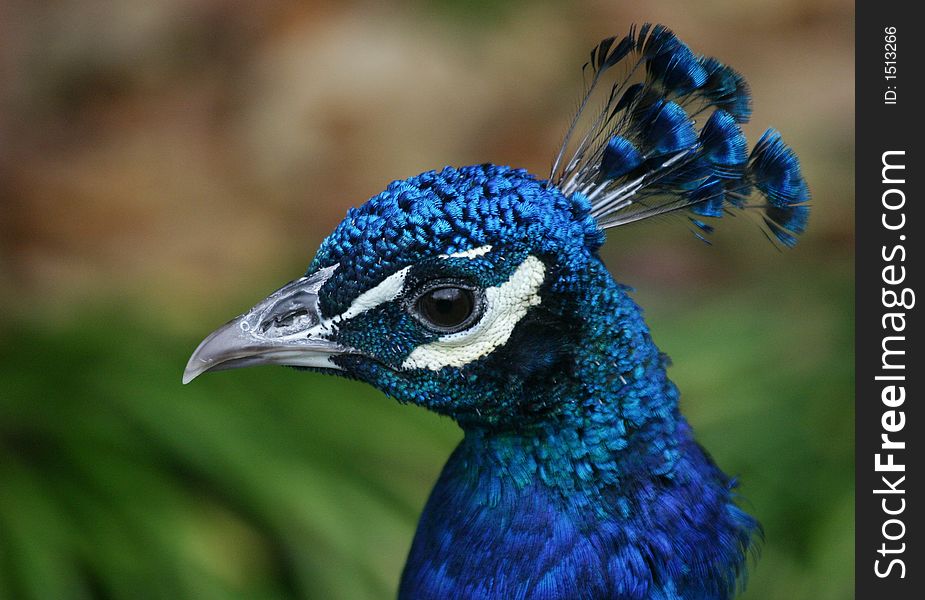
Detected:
left=856, top=2, right=921, bottom=598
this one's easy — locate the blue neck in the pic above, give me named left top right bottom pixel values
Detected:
left=399, top=260, right=757, bottom=599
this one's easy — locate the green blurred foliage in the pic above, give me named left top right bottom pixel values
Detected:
left=1, top=0, right=853, bottom=598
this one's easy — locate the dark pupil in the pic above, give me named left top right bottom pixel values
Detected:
left=419, top=287, right=473, bottom=329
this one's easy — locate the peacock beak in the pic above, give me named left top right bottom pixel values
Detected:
left=182, top=264, right=350, bottom=384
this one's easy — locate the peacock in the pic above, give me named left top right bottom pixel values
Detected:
left=184, top=23, right=808, bottom=600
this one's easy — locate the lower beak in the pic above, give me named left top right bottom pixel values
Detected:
left=183, top=264, right=349, bottom=384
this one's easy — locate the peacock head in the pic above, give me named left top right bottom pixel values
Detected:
left=183, top=24, right=809, bottom=429
left=183, top=165, right=607, bottom=427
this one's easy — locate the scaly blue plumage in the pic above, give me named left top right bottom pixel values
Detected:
left=184, top=23, right=808, bottom=599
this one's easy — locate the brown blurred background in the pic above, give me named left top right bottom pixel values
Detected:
left=1, top=1, right=853, bottom=599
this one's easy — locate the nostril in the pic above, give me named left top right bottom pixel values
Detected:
left=259, top=291, right=321, bottom=334
left=261, top=309, right=310, bottom=333
left=276, top=309, right=308, bottom=326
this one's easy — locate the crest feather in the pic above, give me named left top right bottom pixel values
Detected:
left=549, top=24, right=808, bottom=247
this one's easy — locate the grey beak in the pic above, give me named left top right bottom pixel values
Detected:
left=183, top=264, right=349, bottom=384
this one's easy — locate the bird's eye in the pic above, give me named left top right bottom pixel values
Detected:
left=412, top=285, right=482, bottom=333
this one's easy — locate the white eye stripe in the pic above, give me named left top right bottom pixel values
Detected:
left=326, top=266, right=411, bottom=326
left=439, top=245, right=493, bottom=260
left=401, top=255, right=545, bottom=371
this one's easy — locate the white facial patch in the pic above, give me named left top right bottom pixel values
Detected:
left=329, top=266, right=411, bottom=325
left=439, top=245, right=493, bottom=260
left=401, top=255, right=545, bottom=371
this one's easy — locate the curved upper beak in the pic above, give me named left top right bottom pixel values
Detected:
left=183, top=264, right=350, bottom=384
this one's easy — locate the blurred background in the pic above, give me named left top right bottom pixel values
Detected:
left=0, top=1, right=853, bottom=599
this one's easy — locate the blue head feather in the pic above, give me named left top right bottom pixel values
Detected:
left=699, top=58, right=752, bottom=123
left=637, top=100, right=699, bottom=156
left=553, top=23, right=808, bottom=247
left=688, top=178, right=728, bottom=218
left=699, top=110, right=748, bottom=177
left=747, top=129, right=811, bottom=246
left=601, top=136, right=644, bottom=179
left=639, top=27, right=708, bottom=94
